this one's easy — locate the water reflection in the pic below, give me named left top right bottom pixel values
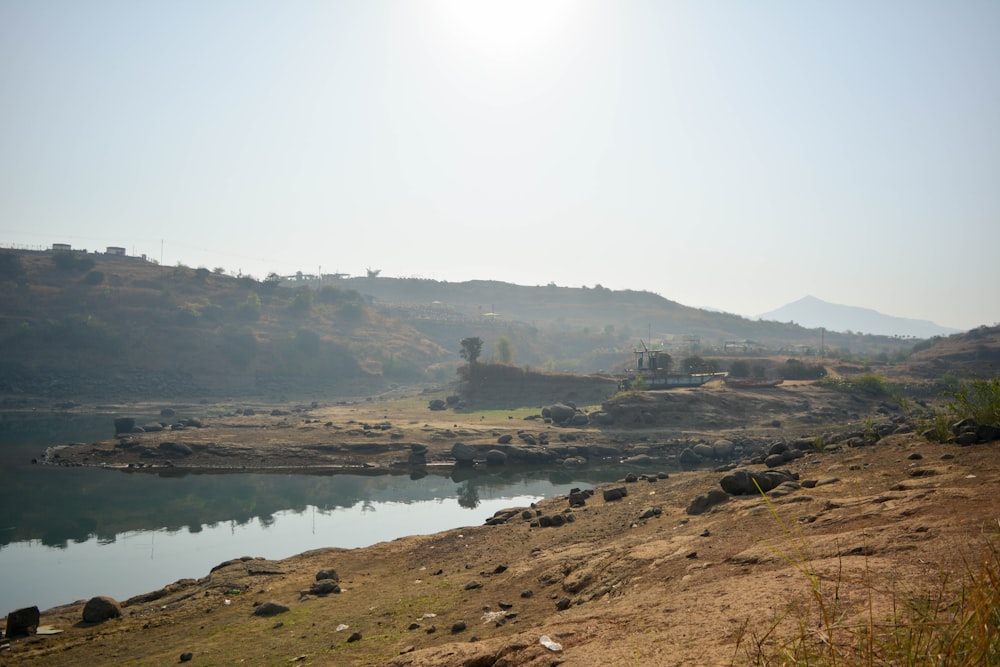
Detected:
left=1, top=464, right=642, bottom=548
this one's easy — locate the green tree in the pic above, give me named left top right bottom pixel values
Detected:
left=460, top=336, right=483, bottom=364
left=495, top=336, right=514, bottom=363
left=682, top=355, right=718, bottom=374
left=729, top=360, right=750, bottom=378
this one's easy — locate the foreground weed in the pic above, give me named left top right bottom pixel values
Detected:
left=735, top=505, right=1000, bottom=667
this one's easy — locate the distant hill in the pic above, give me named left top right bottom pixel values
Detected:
left=757, top=295, right=961, bottom=338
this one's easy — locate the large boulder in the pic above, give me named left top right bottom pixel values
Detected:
left=82, top=596, right=122, bottom=623
left=451, top=442, right=477, bottom=466
left=4, top=606, right=40, bottom=636
left=113, top=417, right=135, bottom=435
left=253, top=602, right=289, bottom=617
left=719, top=468, right=798, bottom=495
left=547, top=404, right=577, bottom=423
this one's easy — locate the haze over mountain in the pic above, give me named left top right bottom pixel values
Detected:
left=758, top=295, right=962, bottom=338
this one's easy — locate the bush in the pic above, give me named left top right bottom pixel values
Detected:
left=52, top=252, right=95, bottom=273
left=83, top=270, right=105, bottom=286
left=948, top=376, right=1000, bottom=427
left=782, top=358, right=826, bottom=380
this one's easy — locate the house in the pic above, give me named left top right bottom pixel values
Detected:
left=52, top=243, right=72, bottom=252
left=106, top=246, right=126, bottom=256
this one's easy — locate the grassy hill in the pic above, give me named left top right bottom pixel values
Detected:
left=0, top=249, right=949, bottom=401
left=0, top=250, right=449, bottom=400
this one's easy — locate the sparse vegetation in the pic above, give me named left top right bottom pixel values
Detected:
left=738, top=494, right=1000, bottom=667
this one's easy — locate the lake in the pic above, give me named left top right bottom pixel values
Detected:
left=0, top=412, right=651, bottom=613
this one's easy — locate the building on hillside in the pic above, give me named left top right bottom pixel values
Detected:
left=106, top=246, right=126, bottom=255
left=52, top=243, right=72, bottom=252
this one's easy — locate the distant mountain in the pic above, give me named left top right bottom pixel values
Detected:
left=757, top=295, right=961, bottom=338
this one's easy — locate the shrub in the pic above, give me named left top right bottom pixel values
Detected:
left=83, top=270, right=105, bottom=286
left=783, top=358, right=827, bottom=380
left=52, top=252, right=95, bottom=272
left=948, top=376, right=1000, bottom=427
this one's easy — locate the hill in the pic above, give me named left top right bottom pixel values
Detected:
left=758, top=294, right=961, bottom=338
left=0, top=249, right=931, bottom=402
left=0, top=250, right=448, bottom=402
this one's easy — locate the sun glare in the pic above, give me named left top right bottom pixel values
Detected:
left=428, top=0, right=579, bottom=62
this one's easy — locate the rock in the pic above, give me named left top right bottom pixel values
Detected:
left=713, top=439, right=735, bottom=459
left=485, top=449, right=508, bottom=466
left=309, top=581, right=341, bottom=595
left=638, top=507, right=662, bottom=520
left=451, top=442, right=477, bottom=466
left=142, top=422, right=165, bottom=432
left=624, top=454, right=652, bottom=465
left=568, top=490, right=588, bottom=507
left=347, top=631, right=362, bottom=642
left=113, top=417, right=135, bottom=435
left=720, top=468, right=797, bottom=495
left=602, top=487, right=627, bottom=502
left=82, top=596, right=122, bottom=623
left=547, top=404, right=576, bottom=423
left=179, top=652, right=193, bottom=662
left=692, top=443, right=715, bottom=459
left=158, top=441, right=193, bottom=456
left=451, top=621, right=467, bottom=633
left=4, top=606, right=40, bottom=636
left=570, top=413, right=590, bottom=426
left=253, top=602, right=290, bottom=617
left=497, top=434, right=513, bottom=444
left=555, top=597, right=572, bottom=611
left=464, top=581, right=482, bottom=590
left=428, top=399, right=447, bottom=411
left=518, top=433, right=537, bottom=446
left=590, top=411, right=615, bottom=425
left=679, top=447, right=701, bottom=465
left=764, top=453, right=787, bottom=468
left=624, top=472, right=638, bottom=483
left=686, top=489, right=730, bottom=515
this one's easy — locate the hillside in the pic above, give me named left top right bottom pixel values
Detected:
left=0, top=249, right=937, bottom=403
left=895, top=325, right=1000, bottom=380
left=305, top=276, right=918, bottom=366
left=0, top=250, right=448, bottom=401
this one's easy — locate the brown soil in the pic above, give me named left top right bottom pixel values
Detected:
left=4, top=385, right=1000, bottom=666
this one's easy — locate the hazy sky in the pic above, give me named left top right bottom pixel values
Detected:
left=2, top=1, right=998, bottom=330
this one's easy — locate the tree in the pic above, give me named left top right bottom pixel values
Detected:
left=460, top=336, right=483, bottom=364
left=366, top=267, right=381, bottom=278
left=495, top=336, right=514, bottom=363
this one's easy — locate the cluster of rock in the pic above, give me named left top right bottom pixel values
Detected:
left=3, top=596, right=121, bottom=639
left=427, top=395, right=463, bottom=411
left=113, top=414, right=205, bottom=435
left=924, top=417, right=1000, bottom=446
left=448, top=440, right=619, bottom=468
left=538, top=403, right=614, bottom=427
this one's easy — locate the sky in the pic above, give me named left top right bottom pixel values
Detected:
left=2, top=1, right=998, bottom=331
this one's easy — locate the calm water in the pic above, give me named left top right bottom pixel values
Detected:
left=0, top=412, right=651, bottom=613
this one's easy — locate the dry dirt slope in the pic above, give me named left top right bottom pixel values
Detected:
left=4, top=434, right=999, bottom=666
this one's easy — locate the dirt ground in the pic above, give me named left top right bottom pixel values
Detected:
left=4, top=383, right=1000, bottom=666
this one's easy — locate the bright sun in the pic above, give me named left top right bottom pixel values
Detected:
left=428, top=0, right=580, bottom=62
